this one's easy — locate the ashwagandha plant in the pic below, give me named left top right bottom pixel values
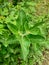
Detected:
left=6, top=9, right=49, bottom=65
left=0, top=1, right=49, bottom=65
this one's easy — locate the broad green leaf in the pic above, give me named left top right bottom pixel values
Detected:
left=27, top=34, right=45, bottom=39
left=7, top=35, right=17, bottom=44
left=20, top=36, right=30, bottom=61
left=27, top=34, right=45, bottom=43
left=29, top=27, right=41, bottom=35
left=17, top=9, right=26, bottom=26
left=17, top=9, right=27, bottom=33
left=7, top=22, right=18, bottom=35
left=32, top=21, right=45, bottom=28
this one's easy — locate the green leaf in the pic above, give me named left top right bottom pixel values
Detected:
left=27, top=34, right=45, bottom=42
left=7, top=35, right=17, bottom=44
left=20, top=36, right=30, bottom=61
left=17, top=9, right=27, bottom=33
left=7, top=22, right=18, bottom=35
left=0, top=24, right=4, bottom=29
left=29, top=27, right=41, bottom=35
left=32, top=21, right=45, bottom=28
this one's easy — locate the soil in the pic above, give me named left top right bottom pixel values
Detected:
left=42, top=50, right=49, bottom=65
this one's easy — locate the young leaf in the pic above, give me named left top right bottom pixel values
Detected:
left=17, top=9, right=27, bottom=33
left=7, top=22, right=18, bottom=35
left=27, top=34, right=45, bottom=43
left=31, top=21, right=45, bottom=29
left=20, top=36, right=30, bottom=61
left=29, top=27, right=41, bottom=35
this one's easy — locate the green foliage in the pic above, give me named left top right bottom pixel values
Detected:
left=0, top=1, right=49, bottom=65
